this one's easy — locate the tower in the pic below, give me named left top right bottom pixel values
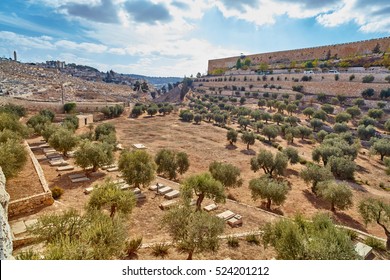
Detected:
left=13, top=51, right=17, bottom=61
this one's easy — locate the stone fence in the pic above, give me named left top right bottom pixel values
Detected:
left=0, top=167, right=13, bottom=259
left=8, top=142, right=53, bottom=219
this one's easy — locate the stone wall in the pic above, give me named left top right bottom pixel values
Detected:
left=8, top=142, right=54, bottom=219
left=0, top=167, right=13, bottom=259
left=208, top=37, right=390, bottom=73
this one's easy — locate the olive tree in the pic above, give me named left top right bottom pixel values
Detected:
left=283, top=147, right=300, bottom=164
left=180, top=173, right=226, bottom=211
left=359, top=198, right=390, bottom=250
left=162, top=206, right=224, bottom=260
left=227, top=129, right=238, bottom=146
left=262, top=213, right=359, bottom=259
left=250, top=149, right=288, bottom=177
left=30, top=209, right=127, bottom=260
left=241, top=131, right=256, bottom=150
left=118, top=150, right=156, bottom=188
left=300, top=163, right=334, bottom=193
left=0, top=140, right=27, bottom=179
left=74, top=140, right=114, bottom=172
left=328, top=156, right=356, bottom=180
left=155, top=149, right=189, bottom=180
left=371, top=139, right=390, bottom=161
left=262, top=125, right=280, bottom=141
left=87, top=179, right=136, bottom=218
left=209, top=161, right=242, bottom=189
left=317, top=181, right=353, bottom=212
left=249, top=175, right=289, bottom=209
left=49, top=127, right=78, bottom=156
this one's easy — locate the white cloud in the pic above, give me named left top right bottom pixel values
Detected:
left=0, top=31, right=55, bottom=50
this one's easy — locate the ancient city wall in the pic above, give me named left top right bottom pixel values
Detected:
left=8, top=142, right=53, bottom=219
left=208, top=37, right=390, bottom=73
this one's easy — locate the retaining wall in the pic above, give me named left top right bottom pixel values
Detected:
left=8, top=142, right=53, bottom=219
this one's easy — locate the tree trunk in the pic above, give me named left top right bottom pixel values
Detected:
left=196, top=193, right=205, bottom=211
left=187, top=250, right=194, bottom=260
left=386, top=234, right=390, bottom=251
left=110, top=204, right=117, bottom=218
left=381, top=154, right=384, bottom=161
left=247, top=143, right=250, bottom=150
left=331, top=202, right=335, bottom=212
left=266, top=198, right=271, bottom=209
left=92, top=165, right=98, bottom=172
left=230, top=141, right=233, bottom=145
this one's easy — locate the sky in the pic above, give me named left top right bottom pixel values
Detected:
left=0, top=0, right=389, bottom=77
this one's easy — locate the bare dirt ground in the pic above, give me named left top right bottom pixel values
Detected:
left=6, top=151, right=43, bottom=201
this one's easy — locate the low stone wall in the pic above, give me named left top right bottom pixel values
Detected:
left=0, top=167, right=13, bottom=259
left=8, top=142, right=53, bottom=219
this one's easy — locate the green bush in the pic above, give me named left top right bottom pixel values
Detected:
left=245, top=234, right=260, bottom=246
left=64, top=102, right=76, bottom=113
left=362, top=75, right=375, bottom=83
left=0, top=103, right=26, bottom=117
left=51, top=186, right=64, bottom=200
left=125, top=237, right=143, bottom=258
left=227, top=236, right=240, bottom=248
left=151, top=243, right=170, bottom=258
left=364, top=237, right=385, bottom=251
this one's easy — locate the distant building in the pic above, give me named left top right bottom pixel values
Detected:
left=76, top=114, right=93, bottom=128
left=46, top=60, right=65, bottom=69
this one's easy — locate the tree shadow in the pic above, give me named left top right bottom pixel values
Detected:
left=285, top=168, right=300, bottom=178
left=302, top=189, right=328, bottom=210
left=240, top=149, right=256, bottom=155
left=258, top=202, right=284, bottom=216
left=332, top=211, right=367, bottom=233
left=288, top=142, right=303, bottom=148
left=225, top=144, right=238, bottom=150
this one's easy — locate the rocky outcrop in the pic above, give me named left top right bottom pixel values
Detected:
left=0, top=167, right=13, bottom=259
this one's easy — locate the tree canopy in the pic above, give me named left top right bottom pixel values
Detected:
left=262, top=213, right=360, bottom=260
left=181, top=172, right=226, bottom=211
left=118, top=150, right=156, bottom=188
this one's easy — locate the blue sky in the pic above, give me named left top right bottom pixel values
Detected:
left=0, top=0, right=389, bottom=77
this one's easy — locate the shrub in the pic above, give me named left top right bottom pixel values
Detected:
left=16, top=250, right=40, bottom=260
left=125, top=237, right=143, bottom=258
left=379, top=88, right=390, bottom=99
left=354, top=98, right=365, bottom=107
left=151, top=243, right=170, bottom=258
left=385, top=75, right=390, bottom=83
left=362, top=75, right=375, bottom=83
left=361, top=88, right=375, bottom=98
left=0, top=104, right=26, bottom=117
left=245, top=234, right=260, bottom=246
left=349, top=74, right=355, bottom=81
left=292, top=85, right=304, bottom=92
left=328, top=156, right=356, bottom=180
left=51, top=186, right=64, bottom=200
left=227, top=236, right=240, bottom=248
left=283, top=147, right=300, bottom=164
left=334, top=74, right=339, bottom=81
left=364, top=237, right=385, bottom=251
left=64, top=102, right=76, bottom=113
left=367, top=109, right=383, bottom=120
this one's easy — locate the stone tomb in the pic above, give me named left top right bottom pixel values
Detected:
left=204, top=203, right=218, bottom=212
left=216, top=210, right=235, bottom=221
left=164, top=190, right=180, bottom=199
left=157, top=186, right=172, bottom=195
